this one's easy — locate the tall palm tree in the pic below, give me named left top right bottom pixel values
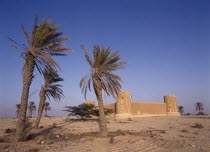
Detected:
left=16, top=104, right=21, bottom=118
left=28, top=101, right=36, bottom=118
left=194, top=102, right=204, bottom=114
left=178, top=106, right=184, bottom=115
left=80, top=45, right=126, bottom=136
left=9, top=15, right=71, bottom=140
left=35, top=70, right=63, bottom=128
left=44, top=102, right=51, bottom=117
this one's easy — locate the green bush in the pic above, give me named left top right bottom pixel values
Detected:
left=63, top=103, right=114, bottom=119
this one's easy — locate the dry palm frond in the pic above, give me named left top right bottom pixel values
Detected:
left=9, top=14, right=72, bottom=75
left=80, top=45, right=126, bottom=99
left=42, top=70, right=64, bottom=102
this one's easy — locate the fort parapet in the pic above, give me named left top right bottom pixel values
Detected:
left=85, top=91, right=180, bottom=119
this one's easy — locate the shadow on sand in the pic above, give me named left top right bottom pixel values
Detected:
left=180, top=115, right=210, bottom=119
left=28, top=118, right=99, bottom=140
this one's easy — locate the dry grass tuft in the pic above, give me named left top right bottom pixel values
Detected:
left=193, top=123, right=204, bottom=129
left=181, top=129, right=188, bottom=133
left=109, top=129, right=125, bottom=136
left=128, top=118, right=132, bottom=121
left=28, top=148, right=40, bottom=152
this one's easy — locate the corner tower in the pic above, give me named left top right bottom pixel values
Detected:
left=164, top=95, right=180, bottom=116
left=115, top=91, right=132, bottom=119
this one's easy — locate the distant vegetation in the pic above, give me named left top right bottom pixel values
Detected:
left=28, top=101, right=36, bottom=118
left=178, top=106, right=184, bottom=115
left=194, top=102, right=205, bottom=115
left=16, top=104, right=21, bottom=118
left=44, top=102, right=52, bottom=117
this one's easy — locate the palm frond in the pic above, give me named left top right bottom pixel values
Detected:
left=8, top=37, right=26, bottom=50
left=80, top=45, right=126, bottom=99
left=21, top=25, right=31, bottom=45
left=80, top=74, right=92, bottom=99
left=10, top=15, right=71, bottom=77
left=46, top=85, right=64, bottom=101
left=42, top=69, right=64, bottom=102
left=32, top=14, right=39, bottom=34
left=103, top=62, right=126, bottom=71
left=81, top=44, right=93, bottom=67
left=33, top=49, right=61, bottom=75
left=102, top=50, right=121, bottom=66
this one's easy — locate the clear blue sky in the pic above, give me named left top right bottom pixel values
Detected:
left=0, top=0, right=209, bottom=117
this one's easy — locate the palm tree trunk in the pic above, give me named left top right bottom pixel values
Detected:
left=17, top=54, right=35, bottom=141
left=94, top=76, right=108, bottom=136
left=35, top=87, right=46, bottom=128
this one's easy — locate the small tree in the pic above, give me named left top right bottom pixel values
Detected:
left=178, top=106, right=184, bottom=115
left=63, top=103, right=114, bottom=119
left=28, top=102, right=36, bottom=118
left=194, top=102, right=204, bottom=115
left=44, top=102, right=51, bottom=117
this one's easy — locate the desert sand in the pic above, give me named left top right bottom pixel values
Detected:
left=0, top=115, right=209, bottom=152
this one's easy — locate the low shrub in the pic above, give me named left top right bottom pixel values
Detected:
left=181, top=129, right=188, bottom=132
left=193, top=123, right=204, bottom=129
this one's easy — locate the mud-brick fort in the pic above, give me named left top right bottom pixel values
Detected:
left=85, top=91, right=180, bottom=119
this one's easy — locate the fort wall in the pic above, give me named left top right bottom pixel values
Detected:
left=104, top=103, right=116, bottom=111
left=85, top=91, right=180, bottom=119
left=130, top=102, right=166, bottom=116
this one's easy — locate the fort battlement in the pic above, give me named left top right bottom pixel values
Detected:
left=85, top=91, right=180, bottom=119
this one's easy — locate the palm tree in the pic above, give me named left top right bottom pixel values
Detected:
left=28, top=102, right=36, bottom=118
left=80, top=45, right=126, bottom=136
left=44, top=102, right=51, bottom=117
left=16, top=104, right=21, bottom=118
left=35, top=70, right=63, bottom=128
left=9, top=15, right=71, bottom=140
left=194, top=102, right=204, bottom=114
left=178, top=106, right=184, bottom=115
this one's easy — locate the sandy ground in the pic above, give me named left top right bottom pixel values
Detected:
left=0, top=115, right=210, bottom=152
